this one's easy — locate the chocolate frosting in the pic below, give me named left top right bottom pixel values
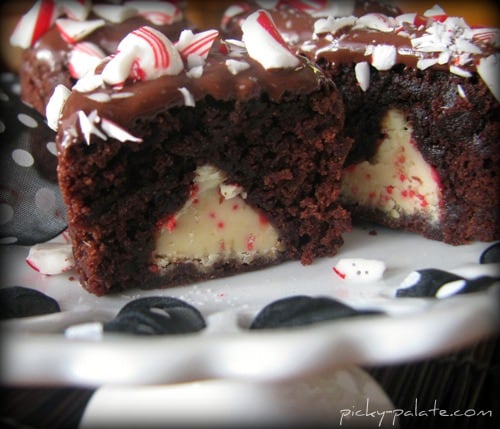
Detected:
left=58, top=45, right=326, bottom=149
left=300, top=17, right=499, bottom=74
left=221, top=0, right=401, bottom=45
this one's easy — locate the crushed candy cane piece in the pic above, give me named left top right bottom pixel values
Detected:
left=314, top=16, right=356, bottom=35
left=178, top=87, right=195, bottom=107
left=55, top=18, right=105, bottom=44
left=370, top=44, right=396, bottom=71
left=73, top=73, right=104, bottom=93
left=10, top=0, right=58, bottom=48
left=354, top=61, right=370, bottom=91
left=85, top=92, right=111, bottom=103
left=423, top=5, right=446, bottom=18
left=242, top=10, right=300, bottom=70
left=455, top=38, right=481, bottom=54
left=477, top=54, right=500, bottom=102
left=470, top=28, right=500, bottom=47
left=101, top=51, right=136, bottom=86
left=124, top=1, right=181, bottom=25
left=223, top=39, right=246, bottom=57
left=78, top=109, right=106, bottom=144
left=59, top=0, right=91, bottom=21
left=438, top=51, right=450, bottom=64
left=185, top=54, right=205, bottom=70
left=333, top=258, right=386, bottom=282
left=91, top=4, right=137, bottom=23
left=354, top=13, right=395, bottom=33
left=111, top=92, right=135, bottom=99
left=457, top=84, right=466, bottom=98
left=186, top=65, right=204, bottom=78
left=417, top=58, right=438, bottom=70
left=101, top=118, right=143, bottom=142
left=449, top=65, right=472, bottom=78
left=76, top=109, right=143, bottom=143
left=26, top=242, right=74, bottom=275
left=68, top=41, right=106, bottom=79
left=46, top=84, right=71, bottom=131
left=176, top=29, right=219, bottom=61
left=102, top=26, right=183, bottom=85
left=225, top=59, right=250, bottom=75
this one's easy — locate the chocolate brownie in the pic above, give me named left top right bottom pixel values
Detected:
left=50, top=11, right=352, bottom=295
left=299, top=5, right=500, bottom=244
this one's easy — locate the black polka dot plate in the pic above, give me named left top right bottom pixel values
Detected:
left=1, top=226, right=498, bottom=387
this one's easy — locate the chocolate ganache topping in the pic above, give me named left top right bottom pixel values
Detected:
left=299, top=5, right=499, bottom=100
left=52, top=11, right=328, bottom=150
left=59, top=47, right=323, bottom=132
left=221, top=0, right=402, bottom=45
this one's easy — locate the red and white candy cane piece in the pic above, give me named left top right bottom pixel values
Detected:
left=412, top=15, right=429, bottom=28
left=241, top=10, right=299, bottom=69
left=124, top=1, right=182, bottom=25
left=55, top=18, right=105, bottom=44
left=57, top=0, right=91, bottom=21
left=10, top=0, right=58, bottom=48
left=470, top=28, right=500, bottom=47
left=423, top=4, right=447, bottom=22
left=91, top=4, right=137, bottom=24
left=176, top=29, right=219, bottom=61
left=102, top=26, right=183, bottom=85
left=68, top=41, right=106, bottom=79
left=26, top=242, right=74, bottom=276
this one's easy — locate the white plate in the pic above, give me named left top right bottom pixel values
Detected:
left=79, top=367, right=397, bottom=428
left=1, top=225, right=499, bottom=387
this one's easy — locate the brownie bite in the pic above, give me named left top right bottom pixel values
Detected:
left=51, top=11, right=352, bottom=295
left=299, top=5, right=500, bottom=244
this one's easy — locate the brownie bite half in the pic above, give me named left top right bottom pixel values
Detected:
left=51, top=11, right=352, bottom=295
left=299, top=5, right=500, bottom=244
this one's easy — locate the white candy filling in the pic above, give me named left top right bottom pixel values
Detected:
left=341, top=109, right=442, bottom=223
left=154, top=165, right=284, bottom=271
